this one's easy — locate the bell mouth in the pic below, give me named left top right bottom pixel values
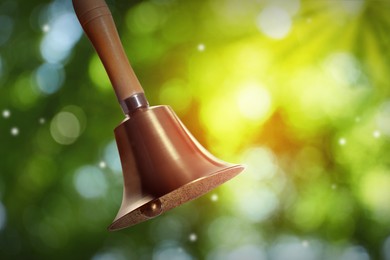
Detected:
left=108, top=164, right=244, bottom=231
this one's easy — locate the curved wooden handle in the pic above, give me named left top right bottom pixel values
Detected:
left=72, top=0, right=144, bottom=102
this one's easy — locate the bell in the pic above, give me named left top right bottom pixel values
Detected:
left=109, top=105, right=244, bottom=230
left=72, top=0, right=244, bottom=231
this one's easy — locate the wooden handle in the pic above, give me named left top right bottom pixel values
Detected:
left=72, top=0, right=144, bottom=102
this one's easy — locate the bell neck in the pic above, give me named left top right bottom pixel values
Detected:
left=120, top=93, right=149, bottom=115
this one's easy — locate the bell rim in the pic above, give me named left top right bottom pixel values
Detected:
left=108, top=164, right=244, bottom=231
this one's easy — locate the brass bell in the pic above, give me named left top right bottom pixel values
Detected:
left=72, top=0, right=244, bottom=231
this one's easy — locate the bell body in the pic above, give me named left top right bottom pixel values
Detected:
left=72, top=0, right=244, bottom=232
left=109, top=105, right=244, bottom=231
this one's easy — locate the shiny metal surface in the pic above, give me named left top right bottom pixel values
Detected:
left=73, top=0, right=244, bottom=232
left=120, top=93, right=149, bottom=115
left=109, top=105, right=244, bottom=231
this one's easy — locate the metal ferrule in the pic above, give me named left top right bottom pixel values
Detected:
left=120, top=93, right=149, bottom=115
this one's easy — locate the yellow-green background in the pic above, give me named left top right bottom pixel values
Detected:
left=1, top=0, right=390, bottom=259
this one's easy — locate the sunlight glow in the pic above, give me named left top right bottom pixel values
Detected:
left=271, top=0, right=301, bottom=15
left=257, top=6, right=292, bottom=39
left=2, top=0, right=390, bottom=257
left=360, top=168, right=390, bottom=222
left=237, top=83, right=272, bottom=121
left=340, top=0, right=366, bottom=15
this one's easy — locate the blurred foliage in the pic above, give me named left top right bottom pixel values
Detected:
left=1, top=0, right=390, bottom=259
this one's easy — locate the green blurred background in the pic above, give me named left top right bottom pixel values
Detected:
left=1, top=0, right=390, bottom=259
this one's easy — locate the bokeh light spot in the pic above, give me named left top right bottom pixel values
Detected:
left=377, top=101, right=390, bottom=137
left=126, top=1, right=161, bottom=35
left=104, top=140, right=122, bottom=173
left=200, top=94, right=245, bottom=153
left=40, top=12, right=82, bottom=63
left=74, top=166, right=107, bottom=199
left=151, top=216, right=188, bottom=242
left=50, top=111, right=81, bottom=145
left=11, top=74, right=41, bottom=109
left=272, top=0, right=301, bottom=15
left=234, top=186, right=279, bottom=223
left=88, top=54, right=111, bottom=92
left=153, top=241, right=192, bottom=260
left=241, top=147, right=278, bottom=181
left=159, top=79, right=192, bottom=115
left=207, top=216, right=261, bottom=249
left=35, top=63, right=65, bottom=94
left=237, top=82, right=272, bottom=121
left=99, top=161, right=106, bottom=169
left=270, top=236, right=322, bottom=260
left=0, top=55, right=3, bottom=79
left=42, top=24, right=50, bottom=33
left=341, top=246, right=370, bottom=260
left=10, top=127, right=19, bottom=136
left=2, top=109, right=10, bottom=118
left=189, top=233, right=197, bottom=242
left=339, top=138, right=347, bottom=146
left=323, top=52, right=362, bottom=85
left=340, top=0, right=366, bottom=15
left=1, top=0, right=390, bottom=257
left=0, top=15, right=14, bottom=46
left=383, top=236, right=390, bottom=260
left=197, top=43, right=205, bottom=52
left=257, top=6, right=292, bottom=39
left=373, top=130, right=381, bottom=138
left=0, top=201, right=6, bottom=230
left=92, top=249, right=127, bottom=260
left=360, top=168, right=390, bottom=222
left=228, top=245, right=267, bottom=260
